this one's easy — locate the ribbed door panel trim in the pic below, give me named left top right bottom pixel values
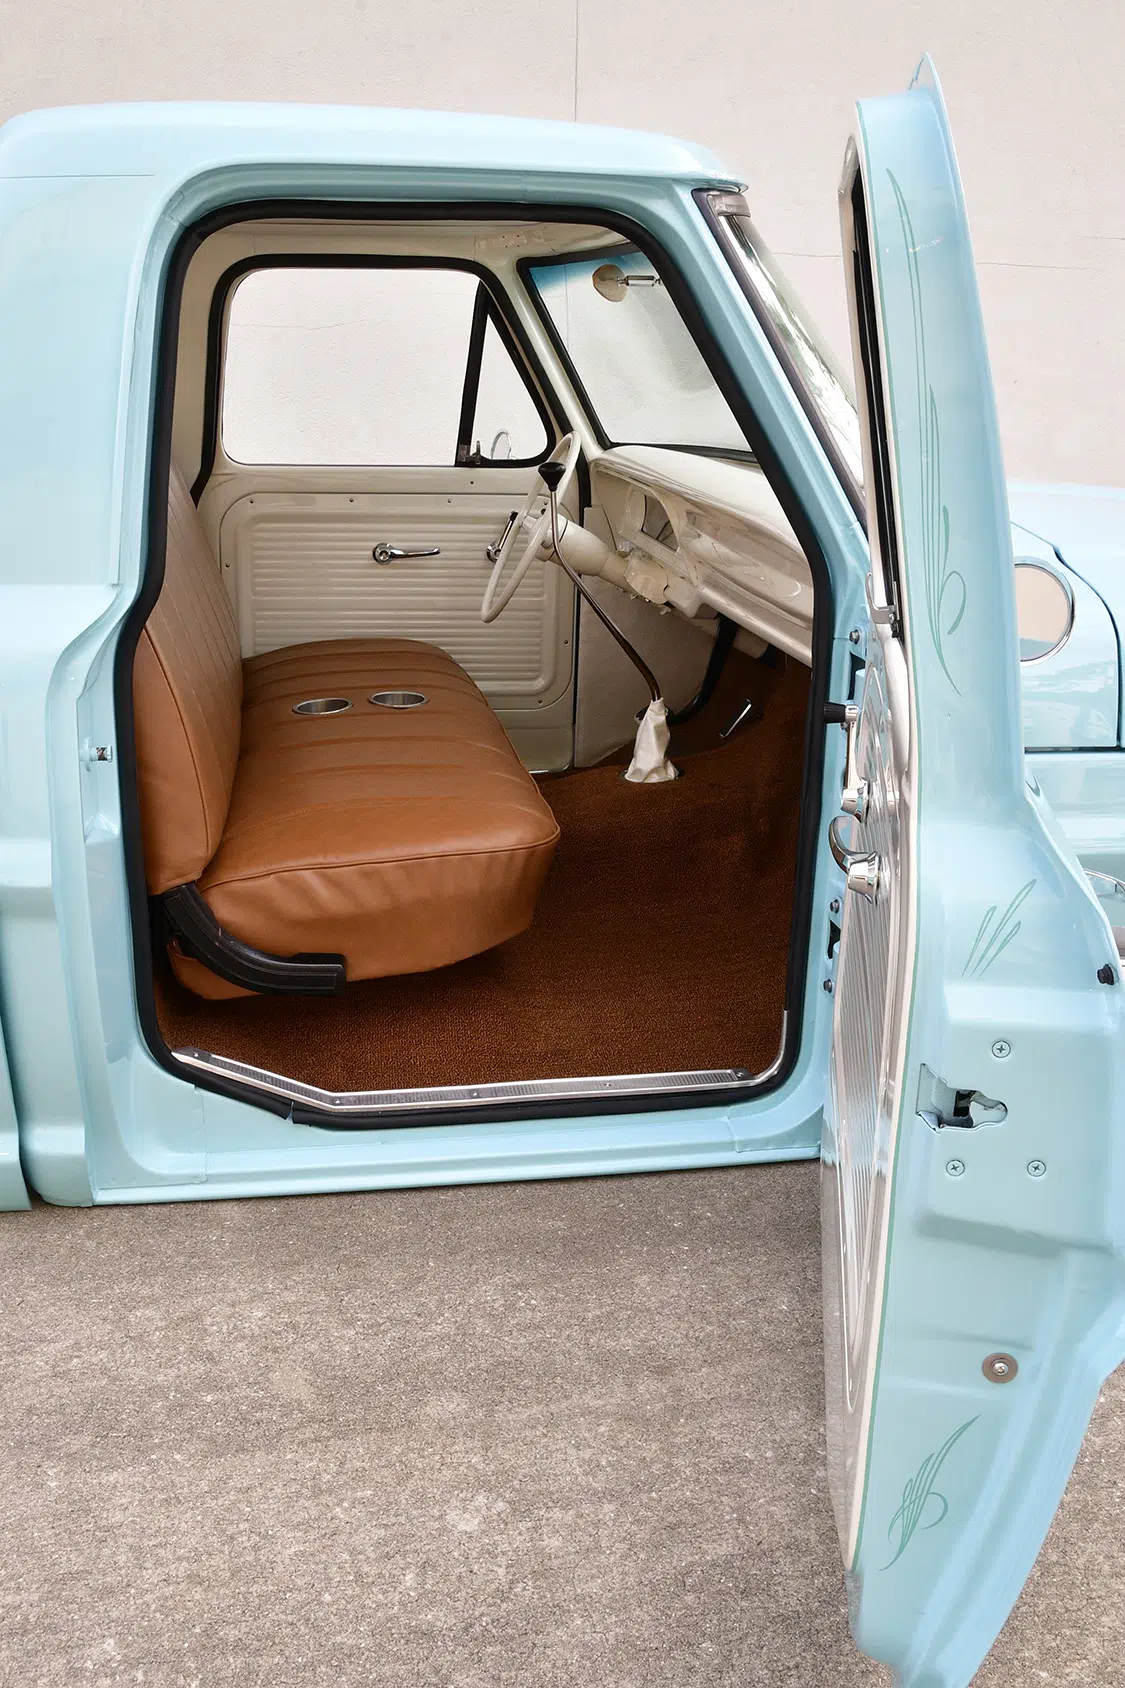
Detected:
left=828, top=653, right=900, bottom=1403
left=220, top=492, right=567, bottom=701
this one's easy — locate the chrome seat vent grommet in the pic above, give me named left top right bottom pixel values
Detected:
left=292, top=697, right=353, bottom=716
left=369, top=690, right=427, bottom=709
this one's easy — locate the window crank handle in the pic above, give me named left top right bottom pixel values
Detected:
left=486, top=511, right=519, bottom=564
left=824, top=701, right=869, bottom=820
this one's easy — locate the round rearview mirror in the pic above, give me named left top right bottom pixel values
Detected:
left=591, top=263, right=663, bottom=302
left=1014, top=561, right=1074, bottom=661
left=592, top=262, right=629, bottom=302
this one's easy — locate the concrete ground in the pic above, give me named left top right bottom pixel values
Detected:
left=0, top=1163, right=1121, bottom=1687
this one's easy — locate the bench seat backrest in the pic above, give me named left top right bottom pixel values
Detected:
left=133, top=467, right=243, bottom=894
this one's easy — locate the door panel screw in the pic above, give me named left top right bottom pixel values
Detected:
left=983, top=1352, right=1018, bottom=1383
left=991, top=1039, right=1011, bottom=1059
left=822, top=979, right=834, bottom=994
left=849, top=628, right=862, bottom=645
left=1027, top=1160, right=1047, bottom=1178
left=946, top=1159, right=965, bottom=1178
left=829, top=898, right=841, bottom=915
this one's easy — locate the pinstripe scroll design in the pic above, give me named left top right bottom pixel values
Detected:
left=882, top=1417, right=978, bottom=1569
left=962, top=880, right=1037, bottom=980
left=887, top=168, right=967, bottom=694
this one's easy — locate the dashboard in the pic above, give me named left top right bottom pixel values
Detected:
left=588, top=446, right=814, bottom=663
left=584, top=449, right=1124, bottom=762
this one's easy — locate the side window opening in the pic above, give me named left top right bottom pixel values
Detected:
left=220, top=265, right=550, bottom=469
left=466, top=313, right=549, bottom=464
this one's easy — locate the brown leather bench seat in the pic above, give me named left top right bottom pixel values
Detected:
left=134, top=469, right=560, bottom=1000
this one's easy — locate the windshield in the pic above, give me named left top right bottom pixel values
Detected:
left=524, top=247, right=751, bottom=457
left=706, top=197, right=864, bottom=504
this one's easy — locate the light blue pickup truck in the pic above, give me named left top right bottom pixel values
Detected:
left=1, top=56, right=1122, bottom=1687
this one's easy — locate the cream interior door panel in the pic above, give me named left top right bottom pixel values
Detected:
left=219, top=491, right=569, bottom=698
left=199, top=470, right=577, bottom=769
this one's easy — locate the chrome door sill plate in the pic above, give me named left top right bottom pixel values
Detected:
left=171, top=1046, right=756, bottom=1117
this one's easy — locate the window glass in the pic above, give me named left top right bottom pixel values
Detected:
left=526, top=248, right=749, bottom=455
left=222, top=267, right=545, bottom=467
left=720, top=211, right=863, bottom=490
left=472, top=317, right=548, bottom=461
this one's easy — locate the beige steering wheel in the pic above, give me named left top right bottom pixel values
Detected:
left=480, top=432, right=581, bottom=624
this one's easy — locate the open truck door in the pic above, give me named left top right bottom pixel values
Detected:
left=0, top=1021, right=29, bottom=1209
left=823, top=58, right=1125, bottom=1686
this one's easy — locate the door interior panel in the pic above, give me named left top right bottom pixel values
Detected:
left=198, top=468, right=577, bottom=769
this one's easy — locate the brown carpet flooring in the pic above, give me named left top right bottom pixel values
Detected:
left=155, top=653, right=809, bottom=1093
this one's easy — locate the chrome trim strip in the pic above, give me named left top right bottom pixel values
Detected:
left=170, top=1046, right=755, bottom=1116
left=756, top=1012, right=789, bottom=1084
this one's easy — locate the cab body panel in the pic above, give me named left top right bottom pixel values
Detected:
left=0, top=101, right=866, bottom=1204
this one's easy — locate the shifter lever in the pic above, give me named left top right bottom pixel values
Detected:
left=539, top=459, right=566, bottom=493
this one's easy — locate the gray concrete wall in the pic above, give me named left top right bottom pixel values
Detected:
left=1, top=0, right=1121, bottom=486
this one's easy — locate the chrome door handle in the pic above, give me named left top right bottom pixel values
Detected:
left=372, top=543, right=441, bottom=564
left=828, top=815, right=882, bottom=903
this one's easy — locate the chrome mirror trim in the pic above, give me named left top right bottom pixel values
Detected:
left=1014, top=559, right=1075, bottom=664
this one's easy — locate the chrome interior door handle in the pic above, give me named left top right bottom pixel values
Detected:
left=372, top=543, right=441, bottom=564
left=828, top=814, right=882, bottom=903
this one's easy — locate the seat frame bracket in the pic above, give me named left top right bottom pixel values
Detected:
left=159, top=884, right=347, bottom=997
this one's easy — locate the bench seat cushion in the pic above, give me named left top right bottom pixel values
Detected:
left=169, top=637, right=559, bottom=1000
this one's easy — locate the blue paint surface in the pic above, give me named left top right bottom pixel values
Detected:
left=824, top=60, right=1125, bottom=1688
left=0, top=82, right=1122, bottom=1688
left=0, top=98, right=865, bottom=1215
